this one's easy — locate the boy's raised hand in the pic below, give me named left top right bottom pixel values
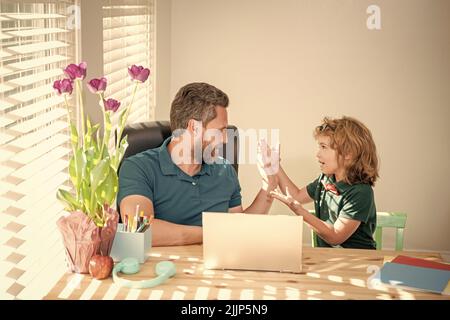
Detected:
left=257, top=139, right=280, bottom=192
left=270, top=187, right=304, bottom=216
left=257, top=139, right=280, bottom=175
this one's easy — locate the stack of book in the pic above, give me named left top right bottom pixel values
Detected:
left=378, top=255, right=450, bottom=295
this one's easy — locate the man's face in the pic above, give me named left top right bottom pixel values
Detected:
left=201, top=106, right=228, bottom=160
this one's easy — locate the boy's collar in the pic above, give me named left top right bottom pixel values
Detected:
left=321, top=174, right=352, bottom=194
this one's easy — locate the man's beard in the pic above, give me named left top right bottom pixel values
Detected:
left=201, top=142, right=220, bottom=164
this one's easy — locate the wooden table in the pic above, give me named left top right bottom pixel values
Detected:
left=44, top=245, right=450, bottom=300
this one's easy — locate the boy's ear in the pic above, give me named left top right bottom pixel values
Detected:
left=343, top=153, right=353, bottom=161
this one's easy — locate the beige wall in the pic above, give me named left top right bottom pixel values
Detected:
left=155, top=0, right=172, bottom=120
left=159, top=0, right=450, bottom=252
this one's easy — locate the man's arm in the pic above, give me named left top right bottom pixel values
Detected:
left=120, top=195, right=202, bottom=246
left=234, top=140, right=281, bottom=215
left=228, top=187, right=274, bottom=214
left=244, top=188, right=274, bottom=214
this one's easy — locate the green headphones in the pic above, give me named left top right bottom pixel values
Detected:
left=112, top=257, right=176, bottom=289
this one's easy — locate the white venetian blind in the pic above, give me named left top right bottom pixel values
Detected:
left=103, top=0, right=155, bottom=133
left=0, top=0, right=76, bottom=299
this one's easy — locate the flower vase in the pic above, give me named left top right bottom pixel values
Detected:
left=56, top=207, right=119, bottom=274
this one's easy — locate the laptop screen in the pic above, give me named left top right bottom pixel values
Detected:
left=202, top=212, right=303, bottom=273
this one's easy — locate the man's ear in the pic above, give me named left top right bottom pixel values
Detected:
left=187, top=119, right=196, bottom=133
left=195, top=120, right=203, bottom=135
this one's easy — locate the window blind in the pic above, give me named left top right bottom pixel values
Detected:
left=1, top=0, right=155, bottom=300
left=103, top=0, right=155, bottom=146
left=0, top=0, right=76, bottom=299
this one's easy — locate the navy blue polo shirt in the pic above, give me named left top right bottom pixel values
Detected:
left=117, top=136, right=242, bottom=226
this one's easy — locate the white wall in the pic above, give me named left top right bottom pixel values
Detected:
left=160, top=0, right=450, bottom=252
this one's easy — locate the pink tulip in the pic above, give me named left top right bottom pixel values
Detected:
left=53, top=79, right=73, bottom=95
left=103, top=98, right=120, bottom=112
left=64, top=62, right=87, bottom=80
left=87, top=77, right=107, bottom=93
left=128, top=65, right=150, bottom=83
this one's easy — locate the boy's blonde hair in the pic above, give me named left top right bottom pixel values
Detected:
left=314, top=116, right=379, bottom=186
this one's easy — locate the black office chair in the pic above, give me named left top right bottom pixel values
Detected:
left=115, top=121, right=240, bottom=215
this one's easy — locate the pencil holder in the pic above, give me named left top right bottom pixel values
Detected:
left=110, top=223, right=152, bottom=263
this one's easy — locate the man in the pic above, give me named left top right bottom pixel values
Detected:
left=118, top=82, right=277, bottom=246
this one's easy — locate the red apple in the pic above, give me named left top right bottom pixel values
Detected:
left=89, top=254, right=113, bottom=280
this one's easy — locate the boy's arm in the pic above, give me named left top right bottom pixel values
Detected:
left=277, top=166, right=314, bottom=204
left=120, top=195, right=202, bottom=246
left=300, top=210, right=361, bottom=246
left=270, top=190, right=360, bottom=246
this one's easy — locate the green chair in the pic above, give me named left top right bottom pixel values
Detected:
left=308, top=210, right=319, bottom=248
left=309, top=210, right=407, bottom=250
left=374, top=212, right=407, bottom=251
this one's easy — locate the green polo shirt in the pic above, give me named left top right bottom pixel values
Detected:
left=117, top=136, right=242, bottom=226
left=306, top=174, right=377, bottom=249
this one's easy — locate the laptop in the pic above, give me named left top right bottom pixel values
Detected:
left=202, top=212, right=303, bottom=273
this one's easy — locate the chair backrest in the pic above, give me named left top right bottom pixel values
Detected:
left=116, top=120, right=240, bottom=174
left=374, top=212, right=407, bottom=251
left=309, top=210, right=407, bottom=251
left=119, top=120, right=172, bottom=162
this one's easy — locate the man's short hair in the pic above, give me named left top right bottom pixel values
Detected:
left=170, top=82, right=229, bottom=131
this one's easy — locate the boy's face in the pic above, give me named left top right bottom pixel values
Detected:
left=316, top=135, right=341, bottom=176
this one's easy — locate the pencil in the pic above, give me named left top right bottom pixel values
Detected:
left=124, top=214, right=128, bottom=232
left=134, top=205, right=140, bottom=232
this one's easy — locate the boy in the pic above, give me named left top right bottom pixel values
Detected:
left=269, top=116, right=379, bottom=249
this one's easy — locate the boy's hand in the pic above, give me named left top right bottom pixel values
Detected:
left=257, top=139, right=280, bottom=192
left=270, top=187, right=305, bottom=216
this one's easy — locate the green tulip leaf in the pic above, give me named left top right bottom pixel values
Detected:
left=68, top=148, right=86, bottom=190
left=104, top=110, right=112, bottom=133
left=95, top=166, right=118, bottom=206
left=70, top=122, right=78, bottom=150
left=92, top=123, right=100, bottom=136
left=90, top=158, right=110, bottom=191
left=113, top=134, right=129, bottom=170
left=119, top=107, right=128, bottom=131
left=85, top=116, right=93, bottom=149
left=56, top=188, right=79, bottom=211
left=81, top=180, right=90, bottom=213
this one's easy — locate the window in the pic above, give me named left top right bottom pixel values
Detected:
left=0, top=0, right=76, bottom=300
left=0, top=0, right=155, bottom=299
left=103, top=0, right=155, bottom=148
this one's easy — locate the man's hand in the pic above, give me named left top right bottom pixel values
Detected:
left=257, top=139, right=280, bottom=192
left=270, top=187, right=306, bottom=216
